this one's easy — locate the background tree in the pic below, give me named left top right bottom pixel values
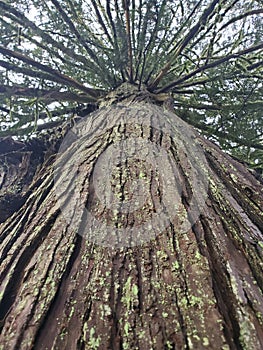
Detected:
left=0, top=1, right=263, bottom=349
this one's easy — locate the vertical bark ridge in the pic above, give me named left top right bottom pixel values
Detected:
left=0, top=102, right=262, bottom=349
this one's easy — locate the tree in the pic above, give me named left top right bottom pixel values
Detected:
left=0, top=1, right=263, bottom=349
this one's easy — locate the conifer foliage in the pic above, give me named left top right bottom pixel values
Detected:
left=0, top=2, right=263, bottom=350
left=0, top=0, right=262, bottom=166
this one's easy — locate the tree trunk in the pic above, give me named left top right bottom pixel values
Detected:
left=0, top=102, right=262, bottom=350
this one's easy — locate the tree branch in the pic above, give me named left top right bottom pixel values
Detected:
left=0, top=120, right=63, bottom=138
left=138, top=0, right=168, bottom=86
left=219, top=9, right=263, bottom=31
left=49, top=0, right=100, bottom=65
left=134, top=1, right=152, bottom=82
left=0, top=1, right=95, bottom=70
left=157, top=43, right=263, bottom=93
left=123, top=0, right=133, bottom=82
left=90, top=0, right=114, bottom=46
left=180, top=114, right=263, bottom=150
left=0, top=85, right=97, bottom=103
left=0, top=46, right=101, bottom=98
left=149, top=0, right=221, bottom=89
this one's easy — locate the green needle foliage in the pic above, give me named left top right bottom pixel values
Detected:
left=0, top=0, right=262, bottom=169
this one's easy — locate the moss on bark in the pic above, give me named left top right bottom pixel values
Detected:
left=0, top=101, right=262, bottom=350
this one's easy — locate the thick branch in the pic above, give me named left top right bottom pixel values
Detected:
left=123, top=0, right=134, bottom=82
left=0, top=46, right=100, bottom=98
left=0, top=1, right=95, bottom=70
left=134, top=1, right=153, bottom=82
left=0, top=85, right=98, bottom=103
left=137, top=0, right=168, bottom=86
left=90, top=0, right=114, bottom=46
left=157, top=43, right=263, bottom=93
left=49, top=0, right=101, bottom=67
left=149, top=0, right=221, bottom=89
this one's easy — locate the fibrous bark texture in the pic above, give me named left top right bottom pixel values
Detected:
left=0, top=102, right=262, bottom=350
left=0, top=136, right=46, bottom=223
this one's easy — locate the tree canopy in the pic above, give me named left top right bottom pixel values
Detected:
left=0, top=0, right=262, bottom=169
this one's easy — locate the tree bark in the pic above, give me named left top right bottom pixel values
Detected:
left=0, top=136, right=48, bottom=223
left=0, top=102, right=262, bottom=350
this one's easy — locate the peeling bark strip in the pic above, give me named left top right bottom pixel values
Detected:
left=0, top=102, right=262, bottom=350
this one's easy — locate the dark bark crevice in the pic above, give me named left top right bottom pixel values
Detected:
left=33, top=232, right=84, bottom=349
left=0, top=102, right=262, bottom=349
left=0, top=208, right=60, bottom=333
left=200, top=215, right=243, bottom=350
